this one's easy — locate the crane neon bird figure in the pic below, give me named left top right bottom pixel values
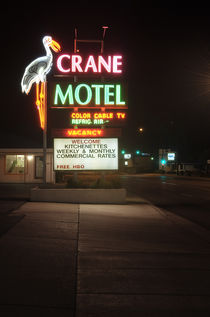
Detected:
left=21, top=36, right=61, bottom=129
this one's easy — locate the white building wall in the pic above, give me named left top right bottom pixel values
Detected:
left=46, top=152, right=55, bottom=183
left=0, top=149, right=55, bottom=183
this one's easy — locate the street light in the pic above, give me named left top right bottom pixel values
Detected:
left=161, top=159, right=166, bottom=165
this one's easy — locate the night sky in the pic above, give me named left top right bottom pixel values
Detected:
left=2, top=3, right=210, bottom=163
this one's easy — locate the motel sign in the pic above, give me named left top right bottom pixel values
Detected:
left=21, top=32, right=127, bottom=172
left=56, top=54, right=123, bottom=73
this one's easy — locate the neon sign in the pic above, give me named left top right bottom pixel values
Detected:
left=51, top=83, right=126, bottom=108
left=21, top=35, right=61, bottom=129
left=52, top=128, right=122, bottom=138
left=70, top=112, right=126, bottom=125
left=56, top=55, right=122, bottom=74
left=67, top=129, right=103, bottom=137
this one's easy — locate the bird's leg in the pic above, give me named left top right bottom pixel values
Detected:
left=40, top=82, right=44, bottom=101
left=39, top=82, right=45, bottom=129
left=36, top=83, right=40, bottom=109
left=35, top=82, right=45, bottom=129
left=35, top=82, right=43, bottom=128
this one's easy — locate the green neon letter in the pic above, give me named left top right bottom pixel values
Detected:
left=116, top=84, right=125, bottom=105
left=54, top=84, right=74, bottom=105
left=104, top=85, right=114, bottom=105
left=75, top=84, right=92, bottom=105
left=91, top=84, right=104, bottom=105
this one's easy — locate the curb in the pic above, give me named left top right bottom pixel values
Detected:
left=30, top=188, right=127, bottom=204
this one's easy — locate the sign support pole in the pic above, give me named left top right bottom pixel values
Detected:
left=74, top=31, right=78, bottom=184
left=43, top=82, right=47, bottom=184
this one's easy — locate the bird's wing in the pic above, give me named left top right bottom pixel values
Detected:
left=21, top=57, right=49, bottom=93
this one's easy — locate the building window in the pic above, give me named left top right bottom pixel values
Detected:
left=35, top=156, right=43, bottom=178
left=6, top=155, right=25, bottom=174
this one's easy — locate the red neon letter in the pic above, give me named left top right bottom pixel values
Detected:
left=84, top=55, right=97, bottom=72
left=57, top=54, right=70, bottom=73
left=72, top=55, right=83, bottom=72
left=113, top=55, right=122, bottom=73
left=98, top=56, right=111, bottom=72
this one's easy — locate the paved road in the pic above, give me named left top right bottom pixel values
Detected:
left=0, top=200, right=25, bottom=237
left=121, top=174, right=210, bottom=230
left=0, top=201, right=210, bottom=316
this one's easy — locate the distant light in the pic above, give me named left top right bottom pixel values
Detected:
left=27, top=155, right=33, bottom=161
left=125, top=161, right=128, bottom=166
left=121, top=150, right=126, bottom=155
left=124, top=154, right=131, bottom=159
left=168, top=153, right=175, bottom=161
left=136, top=150, right=140, bottom=155
left=151, top=157, right=154, bottom=160
left=161, top=159, right=166, bottom=165
left=139, top=128, right=143, bottom=133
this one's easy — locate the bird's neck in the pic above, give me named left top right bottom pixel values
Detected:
left=45, top=45, right=52, bottom=58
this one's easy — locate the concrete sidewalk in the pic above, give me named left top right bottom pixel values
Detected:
left=0, top=200, right=210, bottom=316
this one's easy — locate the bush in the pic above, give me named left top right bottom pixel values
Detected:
left=66, top=174, right=122, bottom=189
left=66, top=177, right=80, bottom=188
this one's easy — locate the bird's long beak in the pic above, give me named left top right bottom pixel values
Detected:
left=50, top=40, right=61, bottom=52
